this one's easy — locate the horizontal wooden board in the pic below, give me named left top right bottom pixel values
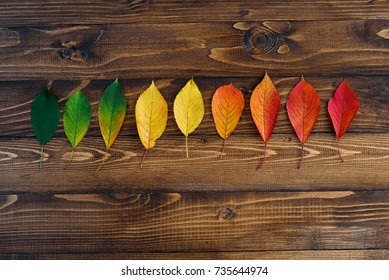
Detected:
left=0, top=76, right=387, bottom=138
left=0, top=0, right=388, bottom=26
left=0, top=134, right=388, bottom=192
left=0, top=21, right=388, bottom=80
left=0, top=191, right=388, bottom=254
left=2, top=250, right=389, bottom=260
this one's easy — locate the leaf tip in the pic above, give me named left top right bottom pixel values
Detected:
left=340, top=78, right=352, bottom=89
left=190, top=77, right=198, bottom=86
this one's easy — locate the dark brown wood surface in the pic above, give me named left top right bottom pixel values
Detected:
left=0, top=0, right=387, bottom=25
left=0, top=192, right=388, bottom=254
left=0, top=21, right=388, bottom=80
left=0, top=0, right=388, bottom=260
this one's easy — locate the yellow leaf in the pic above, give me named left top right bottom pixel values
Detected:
left=135, top=81, right=168, bottom=168
left=173, top=78, right=204, bottom=158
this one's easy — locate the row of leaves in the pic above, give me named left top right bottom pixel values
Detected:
left=31, top=74, right=359, bottom=171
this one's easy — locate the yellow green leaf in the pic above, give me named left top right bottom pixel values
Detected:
left=173, top=79, right=204, bottom=158
left=63, top=90, right=91, bottom=166
left=97, top=79, right=127, bottom=172
left=135, top=81, right=168, bottom=168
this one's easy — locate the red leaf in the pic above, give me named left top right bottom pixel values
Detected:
left=286, top=76, right=321, bottom=169
left=328, top=79, right=359, bottom=162
left=250, top=73, right=280, bottom=170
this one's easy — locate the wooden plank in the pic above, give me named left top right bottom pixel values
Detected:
left=0, top=76, right=387, bottom=138
left=0, top=191, right=389, bottom=253
left=0, top=0, right=387, bottom=26
left=0, top=134, right=388, bottom=192
left=2, top=250, right=389, bottom=260
left=0, top=21, right=388, bottom=80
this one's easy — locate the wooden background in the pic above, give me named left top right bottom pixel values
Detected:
left=0, top=0, right=388, bottom=259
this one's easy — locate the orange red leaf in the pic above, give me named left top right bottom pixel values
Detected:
left=328, top=79, right=359, bottom=162
left=250, top=73, right=280, bottom=170
left=212, top=84, right=244, bottom=159
left=286, top=76, right=321, bottom=168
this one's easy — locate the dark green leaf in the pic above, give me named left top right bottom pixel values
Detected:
left=31, top=87, right=60, bottom=145
left=31, top=87, right=60, bottom=167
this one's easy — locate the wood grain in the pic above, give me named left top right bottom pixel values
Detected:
left=0, top=134, right=387, bottom=192
left=0, top=21, right=388, bottom=80
left=2, top=250, right=389, bottom=260
left=0, top=191, right=388, bottom=254
left=0, top=0, right=388, bottom=261
left=0, top=76, right=387, bottom=138
left=0, top=0, right=387, bottom=26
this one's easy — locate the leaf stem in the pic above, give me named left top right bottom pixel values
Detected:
left=39, top=145, right=44, bottom=169
left=337, top=138, right=344, bottom=162
left=66, top=149, right=75, bottom=169
left=185, top=136, right=189, bottom=159
left=96, top=150, right=108, bottom=173
left=140, top=149, right=148, bottom=169
left=257, top=142, right=267, bottom=171
left=298, top=142, right=304, bottom=169
left=219, top=138, right=227, bottom=160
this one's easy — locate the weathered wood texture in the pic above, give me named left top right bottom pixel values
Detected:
left=3, top=250, right=389, bottom=260
left=1, top=0, right=388, bottom=260
left=0, top=192, right=388, bottom=255
left=0, top=21, right=388, bottom=80
left=0, top=134, right=388, bottom=192
left=0, top=0, right=388, bottom=26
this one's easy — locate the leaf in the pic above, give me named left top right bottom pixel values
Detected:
left=173, top=78, right=204, bottom=158
left=286, top=76, right=321, bottom=169
left=135, top=81, right=168, bottom=168
left=212, top=83, right=244, bottom=159
left=97, top=79, right=127, bottom=172
left=250, top=73, right=281, bottom=170
left=63, top=90, right=91, bottom=166
left=328, top=79, right=359, bottom=162
left=31, top=86, right=60, bottom=168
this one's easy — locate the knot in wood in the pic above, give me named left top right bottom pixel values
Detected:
left=217, top=207, right=236, bottom=220
left=244, top=26, right=278, bottom=55
left=60, top=48, right=74, bottom=59
left=59, top=48, right=88, bottom=61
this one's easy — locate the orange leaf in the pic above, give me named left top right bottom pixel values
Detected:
left=286, top=76, right=320, bottom=169
left=250, top=73, right=280, bottom=170
left=328, top=79, right=359, bottom=162
left=212, top=84, right=244, bottom=159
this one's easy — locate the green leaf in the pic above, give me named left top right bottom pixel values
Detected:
left=31, top=87, right=60, bottom=168
left=63, top=90, right=91, bottom=149
left=97, top=79, right=127, bottom=171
